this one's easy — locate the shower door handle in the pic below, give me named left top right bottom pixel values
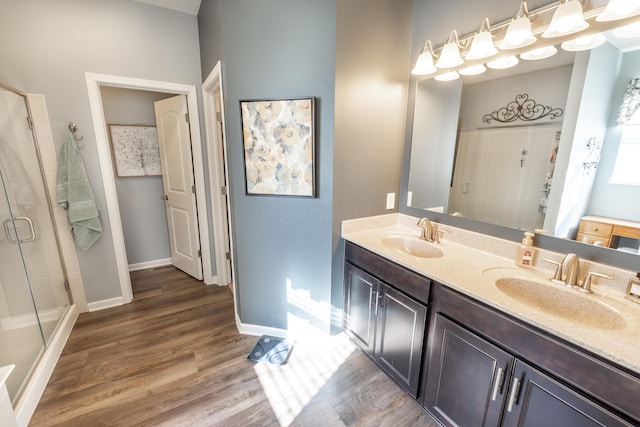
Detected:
left=3, top=217, right=37, bottom=244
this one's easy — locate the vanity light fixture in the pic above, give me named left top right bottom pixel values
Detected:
left=561, top=32, right=606, bottom=51
left=411, top=40, right=437, bottom=75
left=487, top=55, right=519, bottom=70
left=458, top=64, right=487, bottom=76
left=434, top=71, right=460, bottom=81
left=596, top=0, right=640, bottom=22
left=466, top=18, right=498, bottom=60
left=542, top=0, right=589, bottom=38
left=613, top=21, right=640, bottom=38
left=435, top=31, right=464, bottom=69
left=411, top=0, right=635, bottom=83
left=521, top=45, right=558, bottom=61
left=499, top=1, right=537, bottom=50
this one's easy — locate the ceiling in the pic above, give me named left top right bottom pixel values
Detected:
left=133, top=0, right=202, bottom=15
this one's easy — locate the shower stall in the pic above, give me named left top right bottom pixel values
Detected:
left=0, top=85, right=74, bottom=420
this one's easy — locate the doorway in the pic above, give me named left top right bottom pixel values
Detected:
left=202, top=61, right=234, bottom=291
left=85, top=73, right=213, bottom=305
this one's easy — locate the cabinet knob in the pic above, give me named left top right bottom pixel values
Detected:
left=592, top=227, right=598, bottom=231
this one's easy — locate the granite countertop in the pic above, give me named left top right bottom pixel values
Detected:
left=342, top=213, right=640, bottom=374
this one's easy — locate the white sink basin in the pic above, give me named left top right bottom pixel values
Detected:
left=494, top=277, right=626, bottom=330
left=381, top=236, right=443, bottom=259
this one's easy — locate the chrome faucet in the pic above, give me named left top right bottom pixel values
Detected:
left=417, top=218, right=435, bottom=242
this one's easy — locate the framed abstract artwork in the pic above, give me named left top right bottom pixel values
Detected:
left=240, top=97, right=316, bottom=197
left=108, top=124, right=161, bottom=177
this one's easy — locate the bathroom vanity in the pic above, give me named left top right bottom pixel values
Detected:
left=342, top=213, right=640, bottom=426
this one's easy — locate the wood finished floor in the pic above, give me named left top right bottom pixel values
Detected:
left=30, top=267, right=438, bottom=426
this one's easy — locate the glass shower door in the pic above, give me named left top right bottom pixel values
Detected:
left=0, top=87, right=71, bottom=403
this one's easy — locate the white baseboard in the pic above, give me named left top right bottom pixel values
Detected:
left=128, top=258, right=172, bottom=272
left=15, top=305, right=78, bottom=427
left=235, top=313, right=288, bottom=339
left=1, top=308, right=64, bottom=331
left=87, top=297, right=124, bottom=312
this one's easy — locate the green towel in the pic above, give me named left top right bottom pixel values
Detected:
left=56, top=133, right=102, bottom=250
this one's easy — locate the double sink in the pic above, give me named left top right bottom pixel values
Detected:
left=381, top=234, right=627, bottom=331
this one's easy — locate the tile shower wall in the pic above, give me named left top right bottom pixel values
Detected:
left=27, top=94, right=86, bottom=313
left=449, top=125, right=561, bottom=231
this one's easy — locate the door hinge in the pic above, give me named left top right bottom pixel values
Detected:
left=216, top=112, right=222, bottom=122
left=26, top=116, right=34, bottom=130
left=63, top=280, right=70, bottom=292
left=185, top=112, right=190, bottom=123
left=192, top=184, right=196, bottom=194
left=221, top=186, right=227, bottom=195
left=197, top=249, right=202, bottom=258
left=226, top=252, right=231, bottom=260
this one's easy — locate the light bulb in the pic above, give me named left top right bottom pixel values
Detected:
left=613, top=22, right=640, bottom=38
left=542, top=0, right=589, bottom=39
left=561, top=33, right=606, bottom=51
left=436, top=31, right=464, bottom=69
left=521, top=45, right=558, bottom=61
left=434, top=71, right=460, bottom=81
left=458, top=64, right=487, bottom=76
left=499, top=1, right=536, bottom=50
left=597, top=0, right=640, bottom=22
left=487, top=55, right=519, bottom=70
left=466, top=18, right=498, bottom=60
left=412, top=41, right=437, bottom=75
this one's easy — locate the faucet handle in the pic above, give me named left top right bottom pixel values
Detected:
left=579, top=272, right=612, bottom=294
left=543, top=258, right=563, bottom=283
left=435, top=228, right=448, bottom=244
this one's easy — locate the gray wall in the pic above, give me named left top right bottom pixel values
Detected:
left=198, top=0, right=413, bottom=333
left=0, top=0, right=203, bottom=303
left=198, top=0, right=224, bottom=78
left=200, top=0, right=337, bottom=332
left=100, top=87, right=172, bottom=266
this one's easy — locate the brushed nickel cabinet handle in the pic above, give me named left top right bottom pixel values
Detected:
left=507, top=377, right=521, bottom=412
left=374, top=291, right=381, bottom=316
left=491, top=367, right=505, bottom=401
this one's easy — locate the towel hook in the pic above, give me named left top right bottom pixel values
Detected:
left=68, top=122, right=84, bottom=142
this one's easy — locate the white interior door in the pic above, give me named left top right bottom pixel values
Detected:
left=154, top=95, right=203, bottom=280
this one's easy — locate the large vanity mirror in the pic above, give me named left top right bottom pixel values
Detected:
left=406, top=32, right=640, bottom=264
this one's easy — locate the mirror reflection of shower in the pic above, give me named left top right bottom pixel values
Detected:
left=448, top=125, right=561, bottom=231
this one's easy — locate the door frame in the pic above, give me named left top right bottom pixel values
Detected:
left=85, top=72, right=213, bottom=304
left=202, top=61, right=234, bottom=288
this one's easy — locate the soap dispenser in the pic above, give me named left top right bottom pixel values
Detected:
left=515, top=232, right=536, bottom=268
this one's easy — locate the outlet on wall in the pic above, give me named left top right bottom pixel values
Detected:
left=386, top=192, right=395, bottom=210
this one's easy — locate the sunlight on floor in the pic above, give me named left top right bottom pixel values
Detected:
left=252, top=279, right=355, bottom=426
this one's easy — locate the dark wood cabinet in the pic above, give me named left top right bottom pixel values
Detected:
left=425, top=315, right=511, bottom=427
left=342, top=239, right=640, bottom=426
left=503, top=360, right=631, bottom=427
left=343, top=243, right=430, bottom=397
left=426, top=287, right=637, bottom=427
left=375, top=283, right=426, bottom=395
left=343, top=264, right=376, bottom=353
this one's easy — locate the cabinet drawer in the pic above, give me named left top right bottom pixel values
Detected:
left=576, top=232, right=610, bottom=247
left=345, top=241, right=431, bottom=303
left=578, top=220, right=613, bottom=238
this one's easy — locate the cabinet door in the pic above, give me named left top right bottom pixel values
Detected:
left=425, top=315, right=512, bottom=427
left=375, top=283, right=427, bottom=397
left=502, top=360, right=633, bottom=427
left=343, top=263, right=377, bottom=353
